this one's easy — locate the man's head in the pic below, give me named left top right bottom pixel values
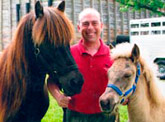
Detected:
left=77, top=8, right=103, bottom=43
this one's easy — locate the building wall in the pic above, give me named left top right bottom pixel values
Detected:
left=0, top=0, right=159, bottom=51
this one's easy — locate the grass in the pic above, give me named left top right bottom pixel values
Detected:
left=119, top=105, right=128, bottom=122
left=42, top=94, right=128, bottom=122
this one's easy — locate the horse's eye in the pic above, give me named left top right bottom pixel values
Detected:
left=124, top=74, right=131, bottom=78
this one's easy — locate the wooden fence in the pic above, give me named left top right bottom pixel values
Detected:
left=0, top=0, right=159, bottom=51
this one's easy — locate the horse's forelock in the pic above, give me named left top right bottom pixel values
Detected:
left=32, top=7, right=74, bottom=46
left=111, top=43, right=134, bottom=60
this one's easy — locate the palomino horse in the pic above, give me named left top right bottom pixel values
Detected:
left=0, top=1, right=84, bottom=122
left=99, top=43, right=165, bottom=122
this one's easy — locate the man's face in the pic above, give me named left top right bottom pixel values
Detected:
left=78, top=13, right=103, bottom=43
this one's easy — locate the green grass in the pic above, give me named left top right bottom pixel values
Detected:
left=42, top=94, right=128, bottom=122
left=41, top=95, right=63, bottom=122
left=119, top=106, right=128, bottom=122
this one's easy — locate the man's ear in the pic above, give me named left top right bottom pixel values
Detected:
left=100, top=22, right=103, bottom=31
left=109, top=44, right=114, bottom=49
left=77, top=24, right=81, bottom=32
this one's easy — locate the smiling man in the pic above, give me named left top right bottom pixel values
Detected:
left=48, top=8, right=117, bottom=122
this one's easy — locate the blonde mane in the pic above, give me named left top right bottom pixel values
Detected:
left=111, top=43, right=164, bottom=104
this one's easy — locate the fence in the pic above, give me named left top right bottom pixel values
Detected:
left=0, top=0, right=159, bottom=51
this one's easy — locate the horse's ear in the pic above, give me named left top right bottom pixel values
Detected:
left=35, top=1, right=44, bottom=19
left=109, top=44, right=114, bottom=49
left=131, top=44, right=140, bottom=63
left=57, top=1, right=65, bottom=12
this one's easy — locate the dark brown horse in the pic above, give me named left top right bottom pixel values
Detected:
left=0, top=1, right=84, bottom=122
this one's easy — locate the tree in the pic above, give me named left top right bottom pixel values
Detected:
left=116, top=0, right=165, bottom=16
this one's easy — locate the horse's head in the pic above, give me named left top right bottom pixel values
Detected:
left=31, top=1, right=84, bottom=96
left=99, top=43, right=141, bottom=114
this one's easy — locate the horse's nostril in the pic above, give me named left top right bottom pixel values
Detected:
left=79, top=79, right=84, bottom=86
left=100, top=100, right=110, bottom=110
left=70, top=79, right=77, bottom=87
left=78, top=74, right=84, bottom=85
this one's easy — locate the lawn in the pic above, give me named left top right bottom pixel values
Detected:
left=41, top=94, right=128, bottom=122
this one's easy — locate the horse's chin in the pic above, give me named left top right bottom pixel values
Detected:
left=64, top=90, right=76, bottom=96
left=62, top=80, right=83, bottom=96
left=102, top=110, right=112, bottom=114
left=63, top=86, right=82, bottom=96
left=102, top=109, right=117, bottom=117
left=101, top=103, right=118, bottom=116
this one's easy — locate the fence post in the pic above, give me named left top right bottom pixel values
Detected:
left=99, top=0, right=103, bottom=39
left=16, top=4, right=20, bottom=24
left=106, top=0, right=111, bottom=45
left=48, top=0, right=53, bottom=6
left=26, top=2, right=30, bottom=13
left=9, top=0, right=12, bottom=42
left=0, top=0, right=3, bottom=50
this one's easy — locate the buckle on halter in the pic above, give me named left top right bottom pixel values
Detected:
left=54, top=70, right=57, bottom=74
left=34, top=47, right=40, bottom=56
left=119, top=94, right=124, bottom=100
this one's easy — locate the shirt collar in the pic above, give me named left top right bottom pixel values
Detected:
left=78, top=38, right=109, bottom=56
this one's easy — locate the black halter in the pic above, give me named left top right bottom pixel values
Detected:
left=34, top=46, right=78, bottom=77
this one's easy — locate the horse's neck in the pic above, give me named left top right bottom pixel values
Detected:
left=26, top=54, right=47, bottom=91
left=127, top=75, right=165, bottom=122
left=127, top=76, right=149, bottom=122
left=29, top=65, right=46, bottom=83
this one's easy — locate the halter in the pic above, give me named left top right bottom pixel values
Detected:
left=107, top=63, right=141, bottom=104
left=34, top=46, right=78, bottom=77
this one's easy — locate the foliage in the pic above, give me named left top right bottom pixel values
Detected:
left=116, top=0, right=165, bottom=16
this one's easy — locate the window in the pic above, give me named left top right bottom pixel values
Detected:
left=162, top=30, right=165, bottom=34
left=131, top=31, right=139, bottom=36
left=151, top=30, right=161, bottom=35
left=163, top=22, right=165, bottom=26
left=151, top=22, right=161, bottom=27
left=130, top=18, right=165, bottom=36
left=141, top=23, right=149, bottom=27
left=131, top=24, right=139, bottom=28
left=140, top=31, right=149, bottom=35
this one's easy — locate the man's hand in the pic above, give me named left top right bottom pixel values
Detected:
left=47, top=79, right=71, bottom=108
left=56, top=93, right=71, bottom=108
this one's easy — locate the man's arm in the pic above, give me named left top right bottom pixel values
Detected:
left=47, top=77, right=71, bottom=108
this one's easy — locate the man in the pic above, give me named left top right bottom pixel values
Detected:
left=48, top=8, right=117, bottom=122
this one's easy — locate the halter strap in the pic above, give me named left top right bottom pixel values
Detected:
left=107, top=63, right=141, bottom=104
left=34, top=47, right=78, bottom=76
left=107, top=84, right=123, bottom=96
left=57, top=64, right=78, bottom=76
left=133, top=63, right=141, bottom=93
